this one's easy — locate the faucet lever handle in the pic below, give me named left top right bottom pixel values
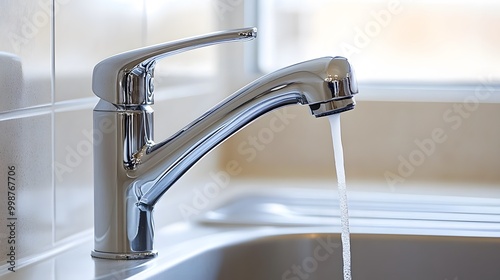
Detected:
left=92, top=27, right=257, bottom=106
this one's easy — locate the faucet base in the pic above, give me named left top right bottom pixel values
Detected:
left=91, top=250, right=158, bottom=260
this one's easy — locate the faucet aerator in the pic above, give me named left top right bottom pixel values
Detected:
left=310, top=98, right=356, bottom=117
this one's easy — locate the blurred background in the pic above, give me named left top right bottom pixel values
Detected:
left=0, top=0, right=499, bottom=268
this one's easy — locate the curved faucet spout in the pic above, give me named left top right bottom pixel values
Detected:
left=92, top=50, right=357, bottom=259
left=135, top=56, right=357, bottom=208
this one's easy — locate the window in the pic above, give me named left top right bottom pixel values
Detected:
left=256, top=0, right=500, bottom=100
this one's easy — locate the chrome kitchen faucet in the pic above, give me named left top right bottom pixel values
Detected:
left=91, top=27, right=358, bottom=259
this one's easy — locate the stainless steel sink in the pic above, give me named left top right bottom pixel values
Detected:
left=134, top=229, right=500, bottom=280
left=120, top=187, right=500, bottom=280
left=10, top=184, right=498, bottom=280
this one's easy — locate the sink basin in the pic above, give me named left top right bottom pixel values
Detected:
left=129, top=187, right=500, bottom=280
left=134, top=229, right=500, bottom=280
left=7, top=184, right=500, bottom=280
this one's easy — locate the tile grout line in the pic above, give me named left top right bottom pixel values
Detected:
left=51, top=0, right=57, bottom=248
left=0, top=82, right=213, bottom=122
left=0, top=97, right=96, bottom=122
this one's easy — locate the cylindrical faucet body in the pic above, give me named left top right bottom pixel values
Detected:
left=92, top=101, right=157, bottom=259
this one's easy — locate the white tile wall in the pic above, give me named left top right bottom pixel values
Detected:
left=0, top=0, right=54, bottom=270
left=54, top=108, right=93, bottom=241
left=0, top=114, right=54, bottom=261
left=0, top=0, right=220, bottom=275
left=0, top=1, right=52, bottom=112
left=54, top=0, right=145, bottom=102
